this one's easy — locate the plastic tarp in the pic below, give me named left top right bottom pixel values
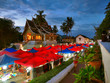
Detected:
left=0, top=54, right=19, bottom=66
left=4, top=48, right=17, bottom=52
left=13, top=49, right=26, bottom=55
left=47, top=47, right=51, bottom=50
left=28, top=48, right=38, bottom=53
left=76, top=44, right=81, bottom=46
left=58, top=48, right=75, bottom=54
left=14, top=52, right=33, bottom=58
left=0, top=50, right=17, bottom=57
left=69, top=47, right=80, bottom=51
left=33, top=47, right=39, bottom=51
left=35, top=52, right=63, bottom=61
left=14, top=56, right=33, bottom=65
left=68, top=46, right=74, bottom=49
left=15, top=56, right=50, bottom=68
left=45, top=45, right=52, bottom=50
left=37, top=47, right=47, bottom=52
left=82, top=45, right=88, bottom=48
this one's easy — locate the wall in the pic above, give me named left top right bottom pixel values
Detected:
left=76, top=35, right=85, bottom=43
left=99, top=41, right=110, bottom=83
left=46, top=40, right=57, bottom=45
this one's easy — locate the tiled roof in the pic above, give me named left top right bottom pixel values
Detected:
left=76, top=34, right=89, bottom=39
left=26, top=18, right=52, bottom=34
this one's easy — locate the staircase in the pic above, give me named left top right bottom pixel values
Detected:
left=23, top=41, right=43, bottom=49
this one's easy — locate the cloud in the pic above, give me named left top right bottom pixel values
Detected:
left=0, top=0, right=109, bottom=33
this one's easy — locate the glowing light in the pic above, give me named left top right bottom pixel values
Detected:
left=26, top=67, right=32, bottom=72
left=40, top=45, right=42, bottom=47
left=52, top=44, right=54, bottom=46
left=77, top=51, right=79, bottom=53
left=90, top=46, right=93, bottom=48
left=3, top=65, right=7, bottom=70
left=36, top=35, right=41, bottom=40
left=27, top=33, right=31, bottom=40
left=81, top=49, right=84, bottom=51
left=2, top=77, right=7, bottom=81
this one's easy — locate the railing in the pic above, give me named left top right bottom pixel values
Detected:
left=98, top=40, right=110, bottom=83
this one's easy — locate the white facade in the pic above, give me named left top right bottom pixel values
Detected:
left=76, top=35, right=85, bottom=43
left=99, top=41, right=110, bottom=83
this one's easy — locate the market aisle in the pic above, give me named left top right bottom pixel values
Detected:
left=0, top=75, right=26, bottom=83
left=59, top=63, right=85, bottom=83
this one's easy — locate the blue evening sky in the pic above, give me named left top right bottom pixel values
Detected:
left=0, top=0, right=109, bottom=38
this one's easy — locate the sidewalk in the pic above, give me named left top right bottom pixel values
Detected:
left=59, top=63, right=85, bottom=83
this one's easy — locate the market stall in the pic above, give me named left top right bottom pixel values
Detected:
left=0, top=54, right=19, bottom=82
left=58, top=48, right=75, bottom=61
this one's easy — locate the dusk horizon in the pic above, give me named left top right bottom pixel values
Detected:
left=0, top=0, right=109, bottom=38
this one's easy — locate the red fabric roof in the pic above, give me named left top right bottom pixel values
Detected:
left=69, top=47, right=80, bottom=51
left=0, top=50, right=17, bottom=57
left=14, top=52, right=33, bottom=58
left=35, top=52, right=63, bottom=61
left=15, top=56, right=49, bottom=68
left=13, top=49, right=26, bottom=55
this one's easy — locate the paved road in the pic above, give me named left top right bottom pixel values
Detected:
left=60, top=63, right=85, bottom=83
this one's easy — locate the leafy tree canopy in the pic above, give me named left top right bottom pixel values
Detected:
left=94, top=2, right=110, bottom=39
left=0, top=18, right=23, bottom=50
left=52, top=25, right=58, bottom=33
left=60, top=17, right=74, bottom=36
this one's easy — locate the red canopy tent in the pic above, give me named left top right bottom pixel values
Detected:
left=14, top=52, right=33, bottom=58
left=0, top=50, right=17, bottom=57
left=89, top=43, right=94, bottom=45
left=34, top=51, right=63, bottom=61
left=15, top=56, right=50, bottom=68
left=13, top=49, right=26, bottom=55
left=85, top=44, right=89, bottom=47
left=69, top=47, right=81, bottom=51
left=32, top=47, right=39, bottom=51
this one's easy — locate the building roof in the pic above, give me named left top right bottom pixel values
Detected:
left=75, top=34, right=90, bottom=39
left=62, top=36, right=74, bottom=39
left=23, top=17, right=52, bottom=35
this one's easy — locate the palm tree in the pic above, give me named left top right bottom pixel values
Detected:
left=60, top=17, right=74, bottom=37
left=52, top=25, right=58, bottom=33
left=105, top=2, right=110, bottom=13
left=34, top=10, right=46, bottom=18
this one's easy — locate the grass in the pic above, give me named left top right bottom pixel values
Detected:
left=30, top=58, right=73, bottom=83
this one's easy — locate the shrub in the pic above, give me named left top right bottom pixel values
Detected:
left=30, top=58, right=73, bottom=83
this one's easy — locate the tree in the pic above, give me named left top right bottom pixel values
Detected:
left=94, top=2, right=110, bottom=39
left=56, top=35, right=62, bottom=43
left=0, top=18, right=23, bottom=49
left=52, top=25, right=58, bottom=33
left=15, top=26, right=21, bottom=32
left=105, top=2, right=110, bottom=13
left=60, top=17, right=74, bottom=37
left=34, top=10, right=46, bottom=25
left=34, top=10, right=52, bottom=32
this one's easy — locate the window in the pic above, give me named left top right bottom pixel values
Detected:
left=79, top=38, right=81, bottom=41
left=27, top=33, right=31, bottom=40
left=36, top=35, right=42, bottom=40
